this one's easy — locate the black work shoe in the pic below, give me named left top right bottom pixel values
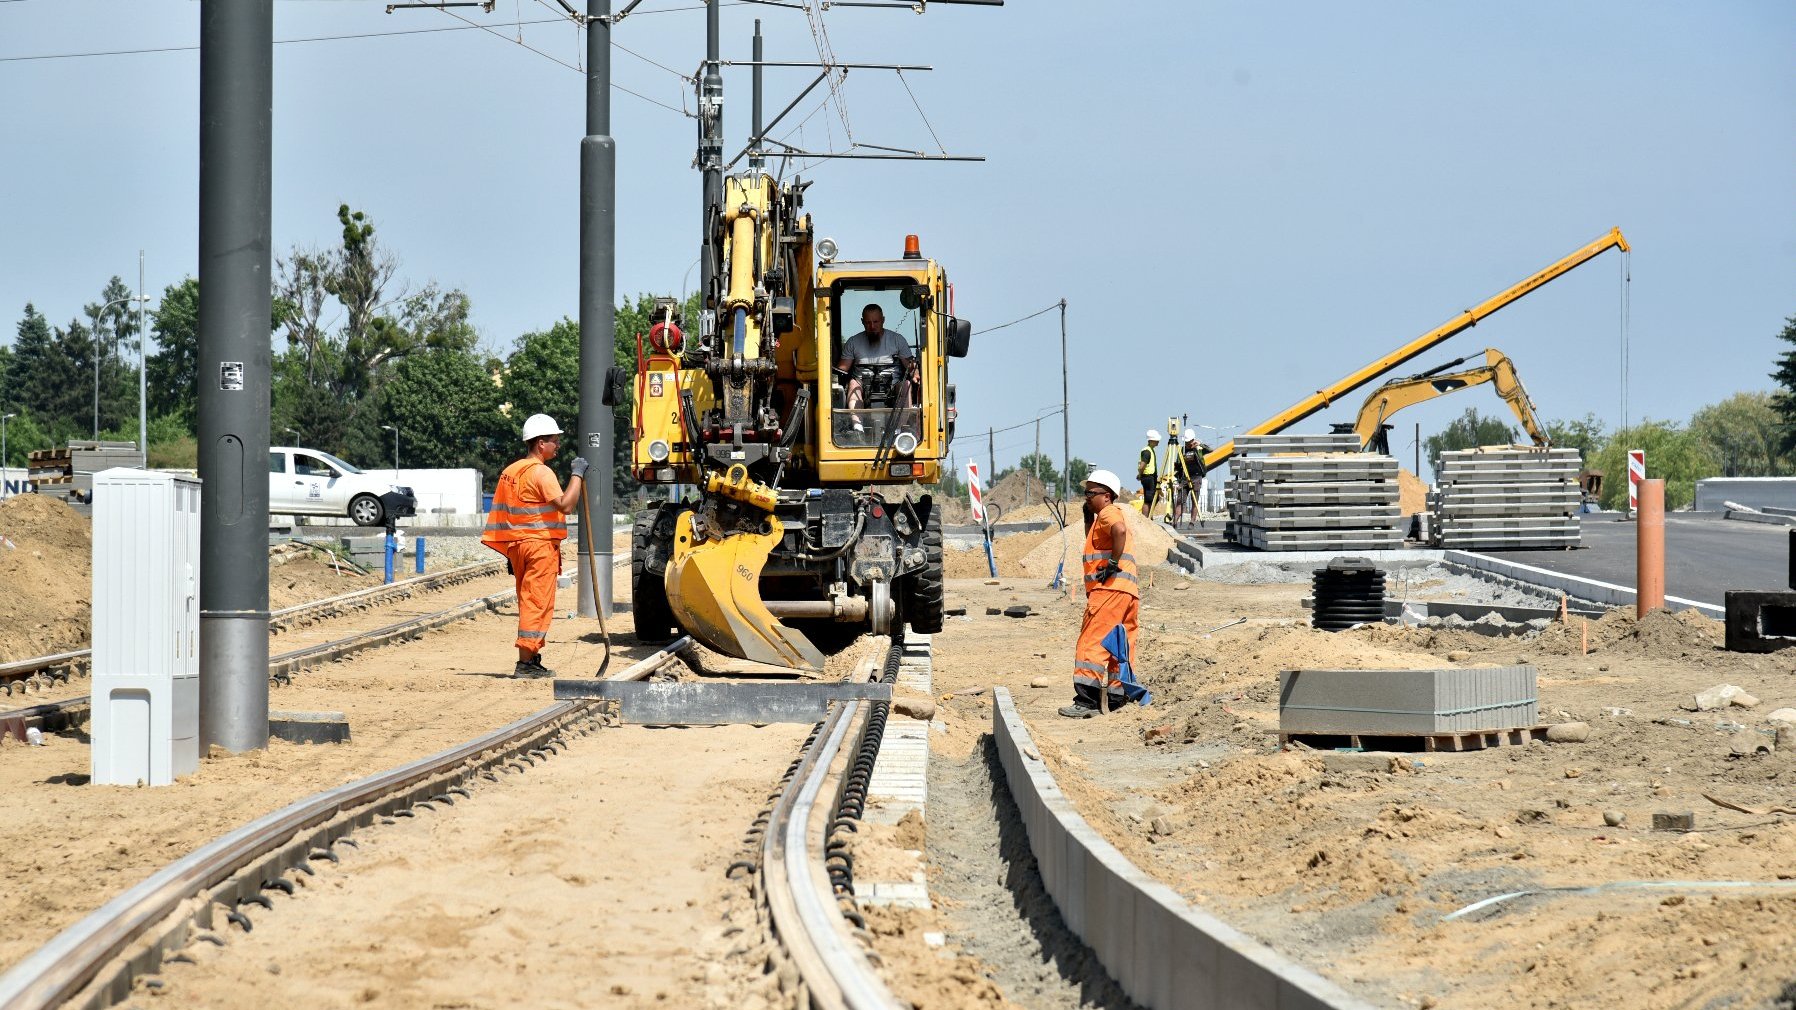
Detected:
left=1057, top=703, right=1099, bottom=719
left=513, top=658, right=554, bottom=679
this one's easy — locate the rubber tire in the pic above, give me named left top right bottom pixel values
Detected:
left=631, top=505, right=678, bottom=643
left=903, top=504, right=945, bottom=634
left=349, top=494, right=384, bottom=527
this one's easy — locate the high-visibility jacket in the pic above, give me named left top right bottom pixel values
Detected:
left=1138, top=445, right=1157, bottom=477
left=1081, top=503, right=1139, bottom=599
left=482, top=458, right=568, bottom=546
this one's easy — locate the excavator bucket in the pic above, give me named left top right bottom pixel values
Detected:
left=664, top=511, right=825, bottom=672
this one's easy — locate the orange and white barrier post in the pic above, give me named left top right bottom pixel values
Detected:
left=968, top=461, right=996, bottom=577
left=1627, top=449, right=1645, bottom=517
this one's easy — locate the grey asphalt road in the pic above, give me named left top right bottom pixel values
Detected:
left=1476, top=513, right=1793, bottom=607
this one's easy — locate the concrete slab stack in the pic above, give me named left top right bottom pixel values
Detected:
left=27, top=440, right=140, bottom=502
left=1432, top=447, right=1582, bottom=549
left=1278, top=664, right=1539, bottom=736
left=1225, top=436, right=1402, bottom=551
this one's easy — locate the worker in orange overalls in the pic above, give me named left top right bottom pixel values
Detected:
left=483, top=413, right=587, bottom=678
left=1061, top=468, right=1147, bottom=718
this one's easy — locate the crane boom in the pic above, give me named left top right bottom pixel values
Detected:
left=1202, top=227, right=1629, bottom=470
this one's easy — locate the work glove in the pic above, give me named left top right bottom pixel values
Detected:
left=1094, top=559, right=1123, bottom=585
left=570, top=456, right=590, bottom=480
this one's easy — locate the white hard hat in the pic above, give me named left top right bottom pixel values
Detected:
left=1183, top=428, right=1198, bottom=442
left=1084, top=468, right=1123, bottom=496
left=1146, top=429, right=1161, bottom=441
left=521, top=413, right=564, bottom=442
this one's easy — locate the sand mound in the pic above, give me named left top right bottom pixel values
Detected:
left=1398, top=468, right=1428, bottom=516
left=1530, top=604, right=1723, bottom=657
left=0, top=495, right=93, bottom=662
left=268, top=543, right=379, bottom=609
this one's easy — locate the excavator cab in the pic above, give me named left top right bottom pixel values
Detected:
left=628, top=175, right=971, bottom=671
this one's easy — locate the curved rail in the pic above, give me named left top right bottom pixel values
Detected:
left=760, top=637, right=908, bottom=1010
left=0, top=639, right=694, bottom=1010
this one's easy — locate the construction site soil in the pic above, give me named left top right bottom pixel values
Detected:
left=0, top=494, right=93, bottom=662
left=922, top=567, right=1796, bottom=1010
left=12, top=483, right=1796, bottom=1008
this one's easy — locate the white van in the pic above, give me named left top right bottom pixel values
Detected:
left=269, top=447, right=416, bottom=526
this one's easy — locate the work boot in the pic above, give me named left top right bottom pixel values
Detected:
left=513, top=655, right=554, bottom=679
left=1057, top=702, right=1099, bottom=719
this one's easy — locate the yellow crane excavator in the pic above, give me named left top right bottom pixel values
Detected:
left=623, top=173, right=972, bottom=671
left=1201, top=227, right=1628, bottom=471
left=1336, top=348, right=1549, bottom=454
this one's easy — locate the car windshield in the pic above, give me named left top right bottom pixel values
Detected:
left=316, top=451, right=362, bottom=475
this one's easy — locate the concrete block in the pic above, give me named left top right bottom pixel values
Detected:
left=1214, top=942, right=1280, bottom=1010
left=267, top=710, right=350, bottom=745
left=1725, top=591, right=1796, bottom=653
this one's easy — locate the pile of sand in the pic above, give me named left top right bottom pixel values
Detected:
left=1015, top=503, right=1175, bottom=578
left=0, top=495, right=93, bottom=662
left=943, top=526, right=1058, bottom=580
left=268, top=543, right=378, bottom=609
left=1398, top=467, right=1428, bottom=516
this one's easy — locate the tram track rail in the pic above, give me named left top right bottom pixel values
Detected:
left=0, top=558, right=509, bottom=695
left=0, top=639, right=694, bottom=1010
left=752, top=632, right=914, bottom=1010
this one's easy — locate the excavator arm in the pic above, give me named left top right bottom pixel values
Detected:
left=1203, top=227, right=1627, bottom=471
left=1348, top=348, right=1548, bottom=454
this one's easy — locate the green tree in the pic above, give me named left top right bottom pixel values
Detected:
left=147, top=278, right=200, bottom=431
left=1768, top=314, right=1796, bottom=451
left=380, top=349, right=510, bottom=473
left=1, top=412, right=50, bottom=469
left=1016, top=452, right=1061, bottom=490
left=1424, top=407, right=1519, bottom=474
left=1692, top=391, right=1790, bottom=477
left=1587, top=420, right=1715, bottom=511
left=1066, top=456, right=1092, bottom=487
left=1545, top=413, right=1607, bottom=461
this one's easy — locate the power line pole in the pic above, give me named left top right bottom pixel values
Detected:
left=697, top=0, right=723, bottom=330
left=1032, top=415, right=1040, bottom=502
left=197, top=0, right=271, bottom=754
left=1059, top=298, right=1069, bottom=504
left=138, top=250, right=148, bottom=468
left=987, top=426, right=995, bottom=492
left=578, top=0, right=617, bottom=619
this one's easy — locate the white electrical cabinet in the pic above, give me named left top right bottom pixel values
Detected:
left=91, top=469, right=201, bottom=786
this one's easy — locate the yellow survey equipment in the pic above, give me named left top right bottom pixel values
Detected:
left=1342, top=348, right=1549, bottom=454
left=1202, top=227, right=1629, bottom=471
left=626, top=174, right=972, bottom=670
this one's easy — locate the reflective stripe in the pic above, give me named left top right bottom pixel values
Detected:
left=1073, top=660, right=1109, bottom=675
left=484, top=520, right=568, bottom=533
left=506, top=503, right=562, bottom=516
left=1084, top=570, right=1139, bottom=586
left=517, top=629, right=547, bottom=640
left=1082, top=551, right=1135, bottom=563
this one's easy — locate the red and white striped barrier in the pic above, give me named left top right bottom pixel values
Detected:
left=966, top=461, right=986, bottom=527
left=1627, top=449, right=1645, bottom=514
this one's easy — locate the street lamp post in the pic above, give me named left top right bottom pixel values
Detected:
left=92, top=294, right=151, bottom=441
left=282, top=427, right=298, bottom=445
left=380, top=424, right=399, bottom=475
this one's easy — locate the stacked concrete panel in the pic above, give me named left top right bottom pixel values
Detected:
left=1433, top=447, right=1581, bottom=549
left=27, top=440, right=140, bottom=502
left=1278, top=665, right=1539, bottom=736
left=1226, top=439, right=1402, bottom=551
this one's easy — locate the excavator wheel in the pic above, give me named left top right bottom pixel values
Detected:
left=630, top=504, right=678, bottom=643
left=902, top=504, right=944, bottom=634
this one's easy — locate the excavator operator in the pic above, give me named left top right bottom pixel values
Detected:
left=835, top=303, right=919, bottom=439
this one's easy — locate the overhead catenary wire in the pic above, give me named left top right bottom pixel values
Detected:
left=973, top=302, right=1059, bottom=335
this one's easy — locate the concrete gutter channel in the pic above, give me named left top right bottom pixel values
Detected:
left=990, top=688, right=1377, bottom=1010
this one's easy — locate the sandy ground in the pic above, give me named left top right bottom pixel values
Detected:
left=159, top=721, right=807, bottom=1010
left=917, top=566, right=1796, bottom=1010
left=0, top=566, right=631, bottom=973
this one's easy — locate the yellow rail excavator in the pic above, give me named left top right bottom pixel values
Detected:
left=1200, top=227, right=1629, bottom=471
left=1335, top=347, right=1549, bottom=454
left=624, top=173, right=971, bottom=671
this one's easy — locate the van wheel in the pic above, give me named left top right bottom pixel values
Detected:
left=350, top=494, right=384, bottom=527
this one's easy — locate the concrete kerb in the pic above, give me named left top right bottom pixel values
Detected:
left=990, top=688, right=1378, bottom=1010
left=1441, top=550, right=1724, bottom=620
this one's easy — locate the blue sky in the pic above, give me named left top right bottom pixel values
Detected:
left=2, top=1, right=1791, bottom=480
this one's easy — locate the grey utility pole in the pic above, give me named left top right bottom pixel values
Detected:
left=697, top=0, right=723, bottom=320
left=750, top=20, right=764, bottom=172
left=138, top=251, right=148, bottom=468
left=577, top=0, right=617, bottom=619
left=197, top=0, right=272, bottom=753
left=1059, top=298, right=1069, bottom=505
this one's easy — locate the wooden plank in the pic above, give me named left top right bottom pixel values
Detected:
left=1281, top=725, right=1548, bottom=753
